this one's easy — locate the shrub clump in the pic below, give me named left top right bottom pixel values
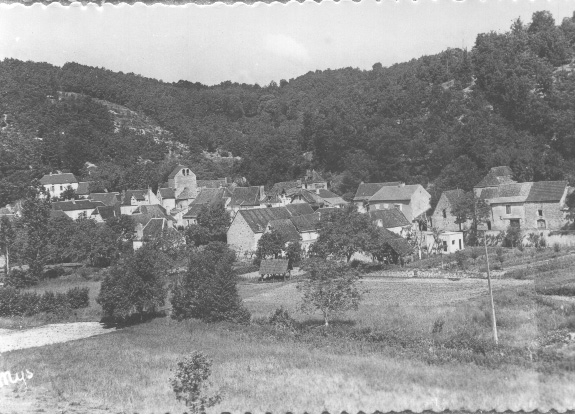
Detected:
left=0, top=286, right=90, bottom=317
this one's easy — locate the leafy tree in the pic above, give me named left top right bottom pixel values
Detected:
left=170, top=351, right=222, bottom=414
left=285, top=240, right=302, bottom=269
left=105, top=215, right=135, bottom=254
left=185, top=225, right=211, bottom=247
left=451, top=191, right=491, bottom=246
left=97, top=244, right=169, bottom=322
left=197, top=202, right=230, bottom=243
left=312, top=206, right=375, bottom=262
left=297, top=258, right=365, bottom=327
left=20, top=186, right=51, bottom=282
left=171, top=242, right=249, bottom=323
left=0, top=216, right=16, bottom=276
left=255, top=228, right=286, bottom=264
left=59, top=186, right=77, bottom=201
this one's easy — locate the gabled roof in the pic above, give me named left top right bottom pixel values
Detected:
left=40, top=173, right=78, bottom=186
left=353, top=182, right=403, bottom=201
left=442, top=189, right=465, bottom=205
left=318, top=189, right=339, bottom=199
left=302, top=170, right=326, bottom=184
left=236, top=207, right=292, bottom=233
left=267, top=219, right=301, bottom=242
left=143, top=218, right=166, bottom=240
left=270, top=181, right=300, bottom=195
left=369, top=184, right=424, bottom=202
left=52, top=200, right=105, bottom=212
left=122, top=190, right=146, bottom=205
left=285, top=203, right=315, bottom=216
left=89, top=192, right=120, bottom=206
left=49, top=210, right=71, bottom=220
left=229, top=186, right=261, bottom=206
left=192, top=188, right=230, bottom=206
left=176, top=187, right=194, bottom=200
left=290, top=213, right=321, bottom=232
left=289, top=189, right=324, bottom=206
left=259, top=259, right=289, bottom=275
left=475, top=166, right=516, bottom=188
left=91, top=205, right=121, bottom=221
left=76, top=182, right=90, bottom=196
left=183, top=204, right=205, bottom=219
left=132, top=204, right=172, bottom=219
left=197, top=179, right=227, bottom=189
left=487, top=182, right=533, bottom=204
left=387, top=237, right=414, bottom=256
left=158, top=188, right=176, bottom=199
left=369, top=208, right=411, bottom=228
left=525, top=181, right=567, bottom=203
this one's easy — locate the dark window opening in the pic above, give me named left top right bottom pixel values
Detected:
left=538, top=209, right=543, bottom=217
left=506, top=205, right=511, bottom=214
left=443, top=241, right=447, bottom=252
left=510, top=219, right=520, bottom=228
left=442, top=209, right=447, bottom=219
left=487, top=221, right=492, bottom=230
left=537, top=219, right=546, bottom=229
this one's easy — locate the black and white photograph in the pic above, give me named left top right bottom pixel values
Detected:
left=1, top=1, right=575, bottom=412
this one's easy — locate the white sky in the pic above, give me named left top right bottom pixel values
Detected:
left=1, top=0, right=575, bottom=86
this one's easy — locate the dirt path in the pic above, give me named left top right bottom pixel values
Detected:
left=0, top=322, right=116, bottom=353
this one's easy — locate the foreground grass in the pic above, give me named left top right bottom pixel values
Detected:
left=4, top=317, right=575, bottom=413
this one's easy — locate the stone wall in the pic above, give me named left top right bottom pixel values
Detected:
left=430, top=194, right=465, bottom=231
left=227, top=213, right=258, bottom=253
left=524, top=202, right=566, bottom=231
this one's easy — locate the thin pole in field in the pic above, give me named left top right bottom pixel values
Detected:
left=483, top=230, right=499, bottom=345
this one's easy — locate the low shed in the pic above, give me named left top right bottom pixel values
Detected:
left=259, top=259, right=290, bottom=281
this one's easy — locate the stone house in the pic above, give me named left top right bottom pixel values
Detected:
left=289, top=213, right=321, bottom=251
left=368, top=208, right=412, bottom=236
left=52, top=200, right=106, bottom=220
left=473, top=166, right=516, bottom=198
left=120, top=189, right=160, bottom=215
left=133, top=217, right=183, bottom=250
left=227, top=186, right=266, bottom=215
left=156, top=165, right=197, bottom=211
left=352, top=182, right=403, bottom=213
left=367, top=183, right=431, bottom=223
left=76, top=182, right=91, bottom=199
left=430, top=189, right=468, bottom=231
left=424, top=231, right=465, bottom=254
left=90, top=205, right=121, bottom=223
left=267, top=181, right=301, bottom=206
left=227, top=205, right=313, bottom=253
left=479, top=181, right=569, bottom=232
left=182, top=188, right=231, bottom=227
left=40, top=172, right=78, bottom=199
left=89, top=192, right=121, bottom=207
left=301, top=170, right=328, bottom=191
left=156, top=188, right=176, bottom=211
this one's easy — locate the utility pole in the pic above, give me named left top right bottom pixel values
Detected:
left=483, top=229, right=499, bottom=345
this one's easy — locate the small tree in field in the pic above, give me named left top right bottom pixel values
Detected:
left=297, top=258, right=366, bottom=327
left=0, top=216, right=15, bottom=276
left=254, top=228, right=286, bottom=265
left=170, top=351, right=222, bottom=414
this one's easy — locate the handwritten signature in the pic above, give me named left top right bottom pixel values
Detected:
left=0, top=369, right=34, bottom=388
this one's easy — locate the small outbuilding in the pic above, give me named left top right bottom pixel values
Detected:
left=259, top=258, right=290, bottom=281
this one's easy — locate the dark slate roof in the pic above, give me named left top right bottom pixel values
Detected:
left=259, top=259, right=289, bottom=275
left=176, top=187, right=194, bottom=200
left=52, top=200, right=105, bottom=211
left=369, top=208, right=411, bottom=228
left=143, top=218, right=170, bottom=240
left=442, top=189, right=465, bottom=205
left=525, top=181, right=567, bottom=203
left=92, top=205, right=121, bottom=221
left=370, top=184, right=422, bottom=202
left=197, top=179, right=226, bottom=189
left=290, top=189, right=323, bottom=206
left=168, top=165, right=191, bottom=179
left=183, top=204, right=205, bottom=219
left=76, top=182, right=90, bottom=196
left=285, top=203, right=315, bottom=216
left=158, top=188, right=176, bottom=199
left=268, top=219, right=301, bottom=242
left=290, top=213, right=321, bottom=232
left=475, top=166, right=516, bottom=188
left=387, top=237, right=414, bottom=256
left=353, top=182, right=402, bottom=201
left=122, top=190, right=146, bottom=205
left=49, top=210, right=71, bottom=220
left=40, top=173, right=78, bottom=185
left=302, top=170, right=326, bottom=184
left=478, top=187, right=499, bottom=200
left=316, top=207, right=338, bottom=215
left=318, top=189, right=339, bottom=199
left=237, top=207, right=292, bottom=233
left=229, top=186, right=261, bottom=206
left=133, top=204, right=171, bottom=218
left=270, top=181, right=300, bottom=195
left=89, top=193, right=120, bottom=206
left=192, top=188, right=230, bottom=206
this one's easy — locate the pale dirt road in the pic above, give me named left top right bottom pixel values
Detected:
left=0, top=322, right=116, bottom=354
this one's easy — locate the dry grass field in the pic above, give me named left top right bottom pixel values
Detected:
left=1, top=270, right=575, bottom=413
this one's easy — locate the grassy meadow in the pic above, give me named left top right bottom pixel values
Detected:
left=2, top=256, right=575, bottom=413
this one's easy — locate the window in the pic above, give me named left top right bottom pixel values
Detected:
left=394, top=204, right=402, bottom=211
left=443, top=241, right=447, bottom=252
left=383, top=204, right=389, bottom=209
left=376, top=204, right=381, bottom=210
left=442, top=209, right=447, bottom=219
left=51, top=185, right=54, bottom=192
left=487, top=221, right=492, bottom=230
left=506, top=205, right=511, bottom=214
left=459, top=239, right=462, bottom=250
left=538, top=209, right=543, bottom=217
left=452, top=240, right=455, bottom=245
left=537, top=219, right=546, bottom=229
left=510, top=219, right=520, bottom=228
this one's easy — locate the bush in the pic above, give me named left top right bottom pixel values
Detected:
left=43, top=266, right=66, bottom=279
left=268, top=307, right=299, bottom=333
left=170, top=351, right=222, bottom=414
left=455, top=250, right=467, bottom=270
left=554, top=243, right=561, bottom=253
left=0, top=286, right=90, bottom=317
left=5, top=269, right=38, bottom=289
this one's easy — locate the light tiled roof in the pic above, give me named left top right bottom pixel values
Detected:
left=353, top=182, right=402, bottom=201
left=487, top=183, right=533, bottom=204
left=318, top=189, right=339, bottom=199
left=442, top=189, right=465, bottom=205
left=270, top=181, right=300, bottom=195
left=89, top=193, right=120, bottom=206
left=76, top=182, right=91, bottom=196
left=158, top=188, right=175, bottom=199
left=40, top=173, right=78, bottom=186
left=52, top=200, right=105, bottom=212
left=369, top=184, right=422, bottom=202
left=122, top=190, right=146, bottom=205
left=229, top=186, right=262, bottom=206
left=290, top=213, right=321, bottom=232
left=475, top=166, right=516, bottom=188
left=197, top=179, right=226, bottom=189
left=192, top=188, right=230, bottom=206
left=236, top=207, right=292, bottom=233
left=176, top=187, right=194, bottom=200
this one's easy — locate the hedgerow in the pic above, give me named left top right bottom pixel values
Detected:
left=0, top=286, right=90, bottom=317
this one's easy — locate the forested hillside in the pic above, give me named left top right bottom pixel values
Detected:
left=2, top=10, right=575, bottom=207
